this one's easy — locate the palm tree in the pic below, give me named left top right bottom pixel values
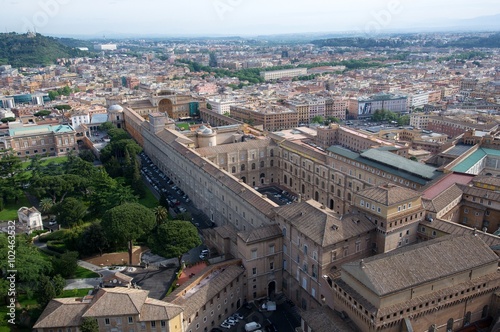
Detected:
left=39, top=197, right=54, bottom=215
left=153, top=206, right=168, bottom=227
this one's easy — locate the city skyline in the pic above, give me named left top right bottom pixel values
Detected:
left=1, top=0, right=500, bottom=38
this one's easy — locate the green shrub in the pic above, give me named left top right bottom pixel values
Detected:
left=47, top=240, right=67, bottom=253
left=38, top=229, right=71, bottom=243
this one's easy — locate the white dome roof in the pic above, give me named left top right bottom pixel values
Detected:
left=108, top=104, right=123, bottom=112
left=202, top=128, right=213, bottom=134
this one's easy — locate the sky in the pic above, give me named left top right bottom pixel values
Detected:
left=1, top=0, right=500, bottom=37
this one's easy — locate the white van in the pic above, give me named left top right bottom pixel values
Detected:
left=245, top=322, right=261, bottom=331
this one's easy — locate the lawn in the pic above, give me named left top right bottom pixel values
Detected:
left=60, top=288, right=93, bottom=298
left=139, top=188, right=159, bottom=208
left=176, top=123, right=190, bottom=131
left=73, top=266, right=99, bottom=279
left=0, top=194, right=31, bottom=221
left=21, top=156, right=68, bottom=169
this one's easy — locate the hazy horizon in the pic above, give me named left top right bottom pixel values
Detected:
left=1, top=0, right=500, bottom=38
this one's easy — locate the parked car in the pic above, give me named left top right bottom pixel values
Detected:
left=224, top=319, right=237, bottom=326
left=178, top=207, right=187, bottom=213
left=220, top=322, right=231, bottom=329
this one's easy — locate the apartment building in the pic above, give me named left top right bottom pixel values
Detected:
left=33, top=288, right=184, bottom=332
left=354, top=94, right=408, bottom=119
left=206, top=98, right=242, bottom=115
left=229, top=105, right=298, bottom=131
left=316, top=124, right=408, bottom=154
left=427, top=116, right=498, bottom=138
left=409, top=113, right=431, bottom=129
left=260, top=68, right=308, bottom=81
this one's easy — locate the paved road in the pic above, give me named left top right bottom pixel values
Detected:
left=64, top=278, right=101, bottom=290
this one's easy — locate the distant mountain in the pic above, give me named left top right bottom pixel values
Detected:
left=0, top=33, right=90, bottom=68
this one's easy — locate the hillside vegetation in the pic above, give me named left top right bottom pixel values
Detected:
left=0, top=32, right=89, bottom=67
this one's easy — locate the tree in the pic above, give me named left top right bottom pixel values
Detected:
left=0, top=152, right=27, bottom=206
left=52, top=251, right=78, bottom=278
left=52, top=197, right=87, bottom=227
left=0, top=117, right=15, bottom=123
left=34, top=110, right=52, bottom=117
left=39, top=197, right=54, bottom=216
left=101, top=203, right=155, bottom=264
left=99, top=122, right=114, bottom=132
left=30, top=174, right=89, bottom=203
left=206, top=102, right=212, bottom=110
left=148, top=220, right=201, bottom=266
left=36, top=275, right=56, bottom=307
left=311, top=116, right=324, bottom=124
left=79, top=222, right=109, bottom=256
left=80, top=317, right=99, bottom=332
left=0, top=234, right=52, bottom=292
left=48, top=90, right=59, bottom=100
left=153, top=206, right=168, bottom=227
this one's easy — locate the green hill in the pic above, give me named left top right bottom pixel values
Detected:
left=0, top=32, right=90, bottom=68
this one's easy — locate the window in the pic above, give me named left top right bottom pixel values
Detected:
left=151, top=321, right=156, bottom=328
left=128, top=317, right=133, bottom=324
left=304, top=245, right=308, bottom=255
left=269, top=244, right=275, bottom=254
left=105, top=318, right=110, bottom=325
left=302, top=277, right=307, bottom=289
left=251, top=250, right=257, bottom=259
left=161, top=320, right=166, bottom=328
left=270, top=262, right=274, bottom=270
left=252, top=267, right=257, bottom=275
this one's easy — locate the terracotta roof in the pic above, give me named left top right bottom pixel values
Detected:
left=274, top=200, right=375, bottom=247
left=357, top=184, right=421, bottom=206
left=140, top=298, right=184, bottom=321
left=422, top=184, right=463, bottom=213
left=82, top=288, right=148, bottom=317
left=421, top=219, right=500, bottom=247
left=237, top=224, right=282, bottom=243
left=342, top=234, right=498, bottom=296
left=33, top=298, right=88, bottom=329
left=472, top=175, right=500, bottom=186
left=458, top=183, right=500, bottom=201
left=165, top=262, right=245, bottom=318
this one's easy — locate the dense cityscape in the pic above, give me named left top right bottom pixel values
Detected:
left=1, top=2, right=500, bottom=332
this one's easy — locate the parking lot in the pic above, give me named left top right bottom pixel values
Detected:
left=139, top=152, right=213, bottom=262
left=257, top=186, right=297, bottom=206
left=213, top=297, right=300, bottom=332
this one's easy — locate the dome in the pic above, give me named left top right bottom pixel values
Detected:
left=202, top=128, right=213, bottom=135
left=108, top=104, right=123, bottom=113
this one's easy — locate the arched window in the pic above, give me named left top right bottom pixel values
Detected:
left=321, top=181, right=325, bottom=189
left=347, top=193, right=352, bottom=201
left=241, top=164, right=245, bottom=171
left=260, top=161, right=264, bottom=168
left=231, top=166, right=236, bottom=173
left=482, top=305, right=489, bottom=318
left=282, top=227, right=286, bottom=236
left=270, top=149, right=274, bottom=157
left=302, top=184, right=305, bottom=194
left=446, top=318, right=454, bottom=332
left=260, top=173, right=265, bottom=178
left=314, top=191, right=319, bottom=201
left=464, top=312, right=471, bottom=326
left=270, top=160, right=274, bottom=167
left=289, top=178, right=293, bottom=186
left=284, top=175, right=287, bottom=183
left=329, top=199, right=334, bottom=210
left=251, top=163, right=256, bottom=170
